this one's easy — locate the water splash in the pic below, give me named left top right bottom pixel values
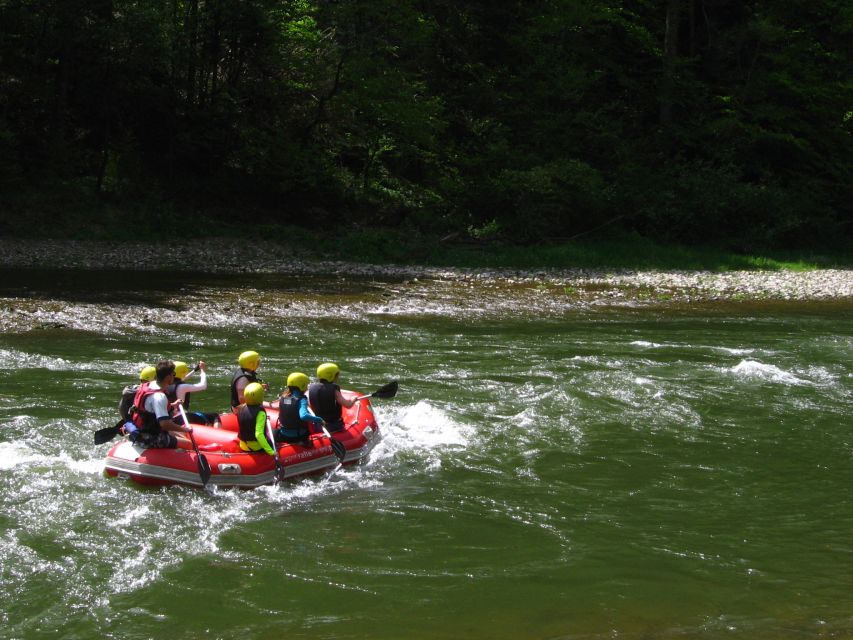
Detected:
left=0, top=441, right=40, bottom=470
left=385, top=401, right=469, bottom=448
left=729, top=359, right=807, bottom=385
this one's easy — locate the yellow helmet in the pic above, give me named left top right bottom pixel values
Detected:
left=243, top=382, right=264, bottom=405
left=286, top=372, right=310, bottom=392
left=139, top=366, right=156, bottom=382
left=238, top=350, right=260, bottom=371
left=173, top=361, right=190, bottom=379
left=317, top=362, right=340, bottom=382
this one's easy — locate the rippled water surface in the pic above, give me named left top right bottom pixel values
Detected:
left=0, top=269, right=851, bottom=639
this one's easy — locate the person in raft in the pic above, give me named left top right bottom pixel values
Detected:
left=168, top=360, right=221, bottom=427
left=230, top=350, right=269, bottom=411
left=307, top=362, right=357, bottom=433
left=118, top=365, right=156, bottom=424
left=130, top=360, right=194, bottom=448
left=275, top=372, right=325, bottom=445
left=236, top=382, right=276, bottom=455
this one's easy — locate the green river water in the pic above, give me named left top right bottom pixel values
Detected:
left=0, top=269, right=851, bottom=640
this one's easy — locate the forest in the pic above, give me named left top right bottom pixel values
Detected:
left=1, top=0, right=851, bottom=252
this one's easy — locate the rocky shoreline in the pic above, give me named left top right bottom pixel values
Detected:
left=1, top=237, right=851, bottom=303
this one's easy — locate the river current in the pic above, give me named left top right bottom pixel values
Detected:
left=0, top=269, right=851, bottom=639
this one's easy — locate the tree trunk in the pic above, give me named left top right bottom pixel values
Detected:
left=186, top=0, right=199, bottom=106
left=659, top=0, right=681, bottom=127
left=96, top=134, right=109, bottom=195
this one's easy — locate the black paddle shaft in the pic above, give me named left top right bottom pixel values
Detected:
left=266, top=417, right=284, bottom=484
left=180, top=405, right=212, bottom=487
left=188, top=430, right=212, bottom=487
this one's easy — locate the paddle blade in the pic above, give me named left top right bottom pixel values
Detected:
left=188, top=429, right=212, bottom=487
left=93, top=426, right=119, bottom=445
left=94, top=420, right=123, bottom=445
left=197, top=453, right=212, bottom=486
left=320, top=425, right=347, bottom=462
left=330, top=438, right=347, bottom=462
left=370, top=380, right=398, bottom=399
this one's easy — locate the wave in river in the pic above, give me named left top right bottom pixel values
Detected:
left=631, top=340, right=758, bottom=357
left=728, top=359, right=808, bottom=385
left=0, top=397, right=466, bottom=612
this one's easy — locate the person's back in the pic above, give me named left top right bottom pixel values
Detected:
left=307, top=380, right=341, bottom=428
left=307, top=362, right=356, bottom=432
left=236, top=382, right=275, bottom=455
left=277, top=372, right=324, bottom=443
left=230, top=350, right=267, bottom=410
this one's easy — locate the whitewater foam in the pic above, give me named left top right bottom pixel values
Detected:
left=729, top=359, right=807, bottom=385
left=0, top=441, right=40, bottom=470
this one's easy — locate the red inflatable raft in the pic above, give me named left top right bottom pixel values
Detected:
left=104, top=391, right=380, bottom=488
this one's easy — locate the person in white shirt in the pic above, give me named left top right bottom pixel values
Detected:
left=131, top=360, right=193, bottom=448
left=168, top=360, right=221, bottom=427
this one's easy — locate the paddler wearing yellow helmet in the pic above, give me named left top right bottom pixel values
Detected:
left=118, top=365, right=157, bottom=423
left=230, top=350, right=269, bottom=410
left=235, top=381, right=275, bottom=455
left=130, top=359, right=194, bottom=449
left=307, top=362, right=358, bottom=432
left=275, top=372, right=325, bottom=444
left=166, top=360, right=221, bottom=428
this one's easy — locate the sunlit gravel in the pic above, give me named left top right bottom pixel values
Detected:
left=1, top=238, right=850, bottom=322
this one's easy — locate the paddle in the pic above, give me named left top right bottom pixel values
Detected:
left=302, top=392, right=347, bottom=462
left=321, top=457, right=345, bottom=486
left=321, top=423, right=347, bottom=463
left=265, top=416, right=284, bottom=484
left=178, top=404, right=212, bottom=487
left=349, top=379, right=399, bottom=427
left=354, top=380, right=398, bottom=401
left=318, top=382, right=399, bottom=483
left=94, top=419, right=124, bottom=445
left=181, top=364, right=200, bottom=382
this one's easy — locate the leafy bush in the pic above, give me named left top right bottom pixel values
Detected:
left=619, top=161, right=838, bottom=252
left=470, top=159, right=608, bottom=244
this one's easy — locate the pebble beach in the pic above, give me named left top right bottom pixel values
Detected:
left=1, top=237, right=851, bottom=305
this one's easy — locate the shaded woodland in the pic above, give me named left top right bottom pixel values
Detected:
left=1, top=0, right=851, bottom=250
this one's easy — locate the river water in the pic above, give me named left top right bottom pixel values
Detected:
left=0, top=269, right=851, bottom=640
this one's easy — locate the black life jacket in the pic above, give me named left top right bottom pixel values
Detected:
left=166, top=378, right=191, bottom=410
left=230, top=368, right=259, bottom=408
left=308, top=381, right=341, bottom=423
left=277, top=394, right=310, bottom=439
left=237, top=404, right=264, bottom=443
left=131, top=382, right=164, bottom=434
left=118, top=384, right=140, bottom=421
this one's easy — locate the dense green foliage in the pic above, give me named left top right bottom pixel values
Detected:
left=1, top=0, right=851, bottom=251
left=264, top=225, right=845, bottom=270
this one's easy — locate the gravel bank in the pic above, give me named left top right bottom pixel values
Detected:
left=1, top=237, right=851, bottom=303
